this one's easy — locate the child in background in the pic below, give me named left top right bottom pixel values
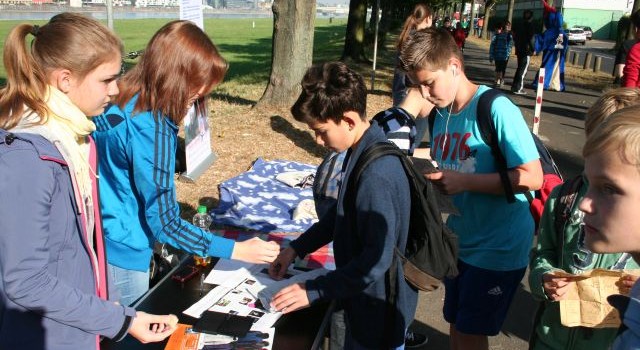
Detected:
left=0, top=13, right=177, bottom=349
left=454, top=22, right=467, bottom=53
left=372, top=87, right=434, bottom=156
left=400, top=28, right=542, bottom=350
left=269, top=62, right=417, bottom=349
left=489, top=22, right=513, bottom=88
left=529, top=88, right=640, bottom=350
left=392, top=3, right=433, bottom=106
left=578, top=104, right=640, bottom=349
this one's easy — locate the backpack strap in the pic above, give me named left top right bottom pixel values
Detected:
left=552, top=175, right=584, bottom=267
left=429, top=89, right=516, bottom=202
left=475, top=88, right=517, bottom=203
left=345, top=142, right=409, bottom=299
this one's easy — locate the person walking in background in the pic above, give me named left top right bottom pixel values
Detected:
left=533, top=0, right=568, bottom=91
left=477, top=16, right=485, bottom=38
left=528, top=88, right=640, bottom=350
left=443, top=17, right=455, bottom=34
left=511, top=10, right=536, bottom=95
left=622, top=10, right=640, bottom=88
left=400, top=28, right=542, bottom=350
left=454, top=22, right=467, bottom=52
left=0, top=13, right=178, bottom=349
left=489, top=22, right=513, bottom=88
left=93, top=20, right=280, bottom=307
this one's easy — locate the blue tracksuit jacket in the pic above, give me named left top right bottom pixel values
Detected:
left=92, top=96, right=235, bottom=272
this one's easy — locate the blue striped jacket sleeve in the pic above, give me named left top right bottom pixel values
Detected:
left=129, top=117, right=234, bottom=258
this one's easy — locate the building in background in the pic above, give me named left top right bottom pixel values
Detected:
left=494, top=0, right=633, bottom=39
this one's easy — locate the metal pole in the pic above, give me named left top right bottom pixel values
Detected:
left=370, top=0, right=380, bottom=91
left=106, top=0, right=114, bottom=30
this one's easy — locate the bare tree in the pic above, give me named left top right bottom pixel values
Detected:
left=257, top=0, right=316, bottom=107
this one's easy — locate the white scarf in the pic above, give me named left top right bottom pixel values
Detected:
left=13, top=86, right=96, bottom=207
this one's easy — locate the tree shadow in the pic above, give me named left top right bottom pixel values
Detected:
left=539, top=105, right=586, bottom=122
left=269, top=115, right=326, bottom=158
left=500, top=283, right=538, bottom=342
left=210, top=92, right=256, bottom=106
left=517, top=98, right=591, bottom=117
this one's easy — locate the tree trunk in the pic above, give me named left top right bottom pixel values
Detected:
left=627, top=0, right=640, bottom=39
left=378, top=0, right=392, bottom=46
left=482, top=0, right=495, bottom=40
left=256, top=0, right=316, bottom=108
left=507, top=0, right=515, bottom=24
left=469, top=0, right=476, bottom=27
left=341, top=0, right=370, bottom=62
left=369, top=0, right=380, bottom=33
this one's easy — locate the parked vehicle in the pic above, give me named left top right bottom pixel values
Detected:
left=567, top=28, right=587, bottom=45
left=574, top=26, right=593, bottom=40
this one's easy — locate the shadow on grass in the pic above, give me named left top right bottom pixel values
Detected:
left=269, top=115, right=326, bottom=158
left=210, top=92, right=256, bottom=106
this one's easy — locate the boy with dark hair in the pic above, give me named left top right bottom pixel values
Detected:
left=268, top=61, right=418, bottom=349
left=399, top=28, right=543, bottom=350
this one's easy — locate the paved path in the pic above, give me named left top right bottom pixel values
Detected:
left=408, top=39, right=603, bottom=350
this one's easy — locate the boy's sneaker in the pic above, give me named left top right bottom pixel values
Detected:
left=405, top=331, right=428, bottom=348
left=513, top=89, right=527, bottom=95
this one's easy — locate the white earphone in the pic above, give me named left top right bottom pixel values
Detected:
left=452, top=65, right=457, bottom=76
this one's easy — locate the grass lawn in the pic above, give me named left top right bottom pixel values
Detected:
left=0, top=17, right=351, bottom=88
left=0, top=16, right=395, bottom=215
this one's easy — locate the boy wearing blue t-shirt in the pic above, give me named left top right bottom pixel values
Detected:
left=399, top=28, right=543, bottom=350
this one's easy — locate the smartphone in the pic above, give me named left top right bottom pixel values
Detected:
left=171, top=265, right=199, bottom=283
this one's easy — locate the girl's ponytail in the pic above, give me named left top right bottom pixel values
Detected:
left=0, top=24, right=48, bottom=129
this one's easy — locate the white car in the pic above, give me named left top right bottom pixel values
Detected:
left=567, top=28, right=587, bottom=45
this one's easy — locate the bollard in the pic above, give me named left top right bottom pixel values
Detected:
left=583, top=52, right=592, bottom=70
left=594, top=56, right=602, bottom=73
left=571, top=51, right=580, bottom=66
left=533, top=68, right=545, bottom=136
